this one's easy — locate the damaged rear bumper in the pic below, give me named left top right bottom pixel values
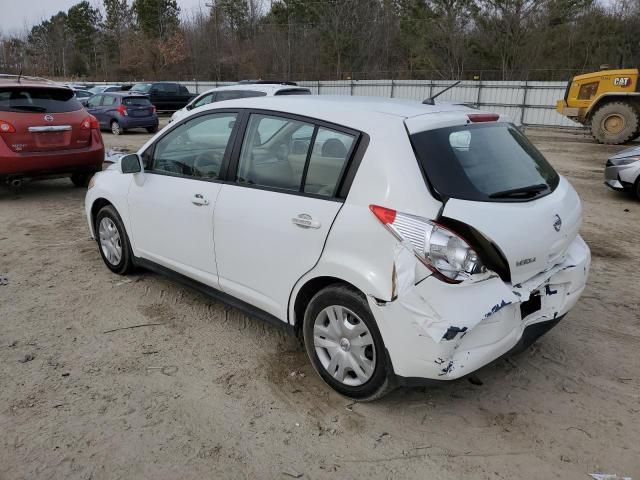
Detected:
left=368, top=235, right=590, bottom=382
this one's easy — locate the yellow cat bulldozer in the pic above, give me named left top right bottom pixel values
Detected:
left=556, top=68, right=640, bottom=144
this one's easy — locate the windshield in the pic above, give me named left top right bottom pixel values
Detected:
left=0, top=87, right=82, bottom=113
left=131, top=83, right=152, bottom=93
left=410, top=123, right=559, bottom=202
left=88, top=86, right=106, bottom=94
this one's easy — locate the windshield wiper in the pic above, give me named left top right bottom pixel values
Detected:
left=489, top=183, right=548, bottom=199
left=10, top=105, right=47, bottom=112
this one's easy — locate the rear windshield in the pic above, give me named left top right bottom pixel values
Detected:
left=123, top=97, right=151, bottom=106
left=0, top=87, right=82, bottom=113
left=275, top=88, right=312, bottom=96
left=410, top=123, right=559, bottom=202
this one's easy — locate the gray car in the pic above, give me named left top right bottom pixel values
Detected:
left=85, top=92, right=159, bottom=135
left=604, top=145, right=640, bottom=200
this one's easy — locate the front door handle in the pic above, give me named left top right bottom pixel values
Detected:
left=191, top=193, right=209, bottom=206
left=292, top=214, right=321, bottom=229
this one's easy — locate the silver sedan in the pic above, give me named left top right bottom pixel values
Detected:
left=604, top=145, right=640, bottom=200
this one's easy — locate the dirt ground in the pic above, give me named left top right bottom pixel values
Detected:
left=1, top=120, right=638, bottom=480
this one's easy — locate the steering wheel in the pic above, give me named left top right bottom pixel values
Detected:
left=193, top=151, right=223, bottom=177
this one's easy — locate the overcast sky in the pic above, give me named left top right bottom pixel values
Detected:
left=0, top=0, right=208, bottom=35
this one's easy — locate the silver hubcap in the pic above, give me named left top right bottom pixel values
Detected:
left=111, top=122, right=120, bottom=135
left=313, top=305, right=376, bottom=387
left=99, top=217, right=122, bottom=265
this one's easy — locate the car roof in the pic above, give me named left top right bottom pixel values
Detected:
left=198, top=83, right=311, bottom=96
left=101, top=91, right=148, bottom=97
left=194, top=95, right=476, bottom=125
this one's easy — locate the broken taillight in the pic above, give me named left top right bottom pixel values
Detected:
left=369, top=205, right=486, bottom=283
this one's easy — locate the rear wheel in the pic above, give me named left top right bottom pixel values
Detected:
left=95, top=205, right=134, bottom=275
left=71, top=171, right=94, bottom=188
left=146, top=126, right=158, bottom=134
left=634, top=177, right=640, bottom=201
left=111, top=120, right=123, bottom=135
left=302, top=284, right=393, bottom=401
left=590, top=101, right=639, bottom=144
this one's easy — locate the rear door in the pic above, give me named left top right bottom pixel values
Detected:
left=127, top=110, right=240, bottom=287
left=213, top=111, right=360, bottom=320
left=0, top=86, right=92, bottom=153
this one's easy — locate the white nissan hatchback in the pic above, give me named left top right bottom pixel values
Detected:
left=85, top=96, right=590, bottom=400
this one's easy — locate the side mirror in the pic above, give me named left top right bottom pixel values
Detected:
left=186, top=104, right=193, bottom=110
left=121, top=154, right=142, bottom=174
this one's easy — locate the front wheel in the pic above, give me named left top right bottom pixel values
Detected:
left=95, top=205, right=134, bottom=275
left=590, top=101, right=639, bottom=144
left=303, top=284, right=394, bottom=400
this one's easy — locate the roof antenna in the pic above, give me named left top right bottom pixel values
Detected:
left=17, top=68, right=23, bottom=83
left=423, top=80, right=461, bottom=105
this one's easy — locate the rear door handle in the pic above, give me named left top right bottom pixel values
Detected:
left=191, top=193, right=209, bottom=206
left=292, top=214, right=321, bottom=229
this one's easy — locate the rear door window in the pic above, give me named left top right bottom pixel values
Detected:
left=237, top=114, right=313, bottom=191
left=303, top=128, right=355, bottom=196
left=410, top=123, right=560, bottom=202
left=0, top=87, right=83, bottom=113
left=234, top=113, right=358, bottom=197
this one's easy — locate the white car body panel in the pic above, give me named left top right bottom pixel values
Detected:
left=214, top=185, right=342, bottom=319
left=442, top=176, right=583, bottom=285
left=127, top=173, right=222, bottom=288
left=85, top=95, right=590, bottom=386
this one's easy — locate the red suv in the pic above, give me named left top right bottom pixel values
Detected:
left=0, top=76, right=104, bottom=187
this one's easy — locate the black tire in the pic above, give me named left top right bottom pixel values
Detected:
left=111, top=120, right=122, bottom=135
left=70, top=171, right=94, bottom=188
left=302, top=284, right=394, bottom=401
left=95, top=205, right=134, bottom=275
left=590, top=101, right=639, bottom=145
left=634, top=177, right=640, bottom=201
left=146, top=126, right=159, bottom=134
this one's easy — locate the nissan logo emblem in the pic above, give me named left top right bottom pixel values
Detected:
left=553, top=214, right=562, bottom=232
left=44, top=114, right=54, bottom=122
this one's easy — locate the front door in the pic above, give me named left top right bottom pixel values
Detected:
left=85, top=95, right=104, bottom=125
left=127, top=111, right=240, bottom=287
left=214, top=112, right=359, bottom=320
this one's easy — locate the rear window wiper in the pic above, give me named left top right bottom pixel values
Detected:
left=489, top=183, right=548, bottom=199
left=9, top=105, right=47, bottom=112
